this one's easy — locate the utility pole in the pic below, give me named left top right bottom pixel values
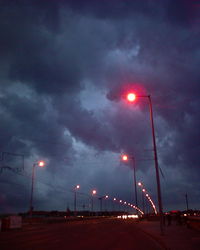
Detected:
left=185, top=193, right=189, bottom=211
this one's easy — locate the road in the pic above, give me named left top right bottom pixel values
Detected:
left=0, top=218, right=163, bottom=250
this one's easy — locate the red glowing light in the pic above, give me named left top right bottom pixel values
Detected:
left=122, top=155, right=128, bottom=161
left=127, top=93, right=136, bottom=102
left=38, top=161, right=45, bottom=167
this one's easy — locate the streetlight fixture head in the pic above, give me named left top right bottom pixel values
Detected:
left=92, top=190, right=97, bottom=195
left=38, top=161, right=45, bottom=167
left=122, top=154, right=128, bottom=161
left=138, top=182, right=142, bottom=186
left=76, top=185, right=80, bottom=189
left=127, top=93, right=136, bottom=102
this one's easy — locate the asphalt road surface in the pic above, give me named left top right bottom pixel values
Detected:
left=0, top=218, right=163, bottom=250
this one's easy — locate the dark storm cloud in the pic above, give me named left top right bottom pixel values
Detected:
left=0, top=1, right=80, bottom=95
left=0, top=0, right=200, bottom=213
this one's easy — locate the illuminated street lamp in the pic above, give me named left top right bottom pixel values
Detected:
left=74, top=185, right=80, bottom=216
left=138, top=182, right=157, bottom=215
left=126, top=92, right=164, bottom=235
left=127, top=93, right=136, bottom=102
left=91, top=189, right=97, bottom=213
left=29, top=160, right=45, bottom=217
left=121, top=154, right=138, bottom=210
left=137, top=182, right=145, bottom=214
left=99, top=195, right=109, bottom=212
left=122, top=154, right=128, bottom=161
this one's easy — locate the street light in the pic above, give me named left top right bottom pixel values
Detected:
left=99, top=195, right=109, bottom=213
left=121, top=154, right=138, bottom=210
left=91, top=189, right=97, bottom=214
left=74, top=185, right=80, bottom=216
left=127, top=93, right=136, bottom=102
left=29, top=160, right=45, bottom=217
left=137, top=182, right=145, bottom=214
left=126, top=92, right=164, bottom=235
left=138, top=182, right=157, bottom=215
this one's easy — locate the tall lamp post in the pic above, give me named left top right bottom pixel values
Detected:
left=29, top=160, right=45, bottom=217
left=121, top=154, right=138, bottom=210
left=99, top=195, right=109, bottom=213
left=126, top=93, right=164, bottom=235
left=74, top=185, right=80, bottom=216
left=91, top=189, right=97, bottom=214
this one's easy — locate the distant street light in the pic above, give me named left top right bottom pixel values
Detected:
left=126, top=92, right=164, bottom=235
left=138, top=181, right=157, bottom=214
left=121, top=154, right=138, bottom=210
left=29, top=160, right=45, bottom=217
left=185, top=193, right=189, bottom=211
left=91, top=189, right=97, bottom=213
left=74, top=185, right=80, bottom=216
left=98, top=195, right=108, bottom=212
left=122, top=155, right=128, bottom=161
left=92, top=190, right=97, bottom=195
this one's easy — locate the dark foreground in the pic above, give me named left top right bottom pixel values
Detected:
left=0, top=218, right=163, bottom=250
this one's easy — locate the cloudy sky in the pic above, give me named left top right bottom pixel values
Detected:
left=0, top=0, right=200, bottom=214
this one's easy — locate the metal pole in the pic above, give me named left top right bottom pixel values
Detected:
left=132, top=157, right=138, bottom=209
left=29, top=163, right=36, bottom=217
left=91, top=197, right=93, bottom=213
left=148, top=95, right=164, bottom=235
left=142, top=191, right=145, bottom=215
left=185, top=193, right=189, bottom=211
left=105, top=198, right=107, bottom=211
left=74, top=191, right=77, bottom=216
left=99, top=197, right=102, bottom=214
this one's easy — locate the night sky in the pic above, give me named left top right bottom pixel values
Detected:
left=0, top=0, right=200, bottom=214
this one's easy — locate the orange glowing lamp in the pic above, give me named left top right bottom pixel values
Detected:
left=38, top=161, right=45, bottom=167
left=122, top=154, right=128, bottom=161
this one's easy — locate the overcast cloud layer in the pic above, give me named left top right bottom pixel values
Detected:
left=0, top=0, right=200, bottom=213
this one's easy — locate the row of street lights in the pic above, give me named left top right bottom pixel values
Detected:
left=29, top=161, right=145, bottom=217
left=138, top=182, right=157, bottom=214
left=73, top=185, right=144, bottom=215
